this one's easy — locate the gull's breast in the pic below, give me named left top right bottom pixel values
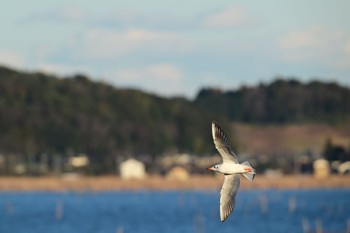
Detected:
left=218, top=163, right=243, bottom=175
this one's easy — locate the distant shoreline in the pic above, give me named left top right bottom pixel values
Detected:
left=0, top=175, right=349, bottom=191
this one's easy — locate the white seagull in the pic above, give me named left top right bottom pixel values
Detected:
left=208, top=121, right=256, bottom=222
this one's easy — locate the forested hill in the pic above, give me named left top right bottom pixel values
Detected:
left=0, top=66, right=222, bottom=161
left=195, top=79, right=350, bottom=124
left=0, top=66, right=350, bottom=161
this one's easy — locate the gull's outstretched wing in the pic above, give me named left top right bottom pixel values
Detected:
left=220, top=174, right=240, bottom=222
left=212, top=121, right=238, bottom=163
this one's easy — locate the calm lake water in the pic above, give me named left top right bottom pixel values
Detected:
left=0, top=189, right=349, bottom=233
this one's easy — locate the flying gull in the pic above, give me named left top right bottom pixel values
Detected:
left=208, top=121, right=256, bottom=222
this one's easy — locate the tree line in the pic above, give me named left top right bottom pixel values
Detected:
left=195, top=79, right=350, bottom=124
left=0, top=66, right=349, bottom=174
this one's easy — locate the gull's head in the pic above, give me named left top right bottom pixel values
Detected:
left=207, top=165, right=219, bottom=171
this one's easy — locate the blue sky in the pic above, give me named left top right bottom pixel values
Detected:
left=1, top=0, right=350, bottom=98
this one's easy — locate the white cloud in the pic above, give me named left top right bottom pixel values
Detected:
left=34, top=63, right=91, bottom=76
left=278, top=27, right=350, bottom=68
left=115, top=63, right=183, bottom=82
left=0, top=51, right=24, bottom=68
left=28, top=5, right=88, bottom=23
left=101, top=11, right=186, bottom=29
left=346, top=41, right=350, bottom=54
left=79, top=28, right=195, bottom=60
left=57, top=6, right=87, bottom=21
left=145, top=63, right=184, bottom=81
left=110, top=63, right=185, bottom=96
left=0, top=51, right=90, bottom=78
left=202, top=5, right=259, bottom=29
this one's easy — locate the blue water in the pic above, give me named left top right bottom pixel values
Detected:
left=0, top=189, right=349, bottom=233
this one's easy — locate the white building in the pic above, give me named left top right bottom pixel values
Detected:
left=338, top=161, right=350, bottom=174
left=120, top=158, right=146, bottom=180
left=166, top=166, right=189, bottom=180
left=313, top=159, right=330, bottom=178
left=68, top=154, right=89, bottom=168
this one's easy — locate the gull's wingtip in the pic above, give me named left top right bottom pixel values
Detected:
left=220, top=216, right=227, bottom=222
left=212, top=121, right=219, bottom=131
left=211, top=121, right=218, bottom=139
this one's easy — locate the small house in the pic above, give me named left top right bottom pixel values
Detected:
left=313, top=159, right=330, bottom=178
left=166, top=166, right=189, bottom=180
left=120, top=158, right=146, bottom=180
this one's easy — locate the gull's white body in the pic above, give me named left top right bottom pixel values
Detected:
left=215, top=162, right=248, bottom=174
left=208, top=121, right=256, bottom=222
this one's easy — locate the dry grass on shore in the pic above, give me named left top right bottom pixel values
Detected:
left=0, top=175, right=349, bottom=191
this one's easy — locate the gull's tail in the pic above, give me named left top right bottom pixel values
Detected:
left=242, top=161, right=256, bottom=181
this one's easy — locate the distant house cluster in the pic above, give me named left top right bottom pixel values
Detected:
left=117, top=149, right=350, bottom=180
left=0, top=143, right=349, bottom=178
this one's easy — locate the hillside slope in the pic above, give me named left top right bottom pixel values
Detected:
left=233, top=123, right=350, bottom=155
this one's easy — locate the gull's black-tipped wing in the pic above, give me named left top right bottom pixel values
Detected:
left=212, top=121, right=238, bottom=163
left=220, top=174, right=240, bottom=222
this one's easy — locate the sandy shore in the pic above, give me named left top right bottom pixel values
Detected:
left=0, top=175, right=349, bottom=191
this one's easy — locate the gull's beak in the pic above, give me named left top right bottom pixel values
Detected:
left=207, top=167, right=214, bottom=171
